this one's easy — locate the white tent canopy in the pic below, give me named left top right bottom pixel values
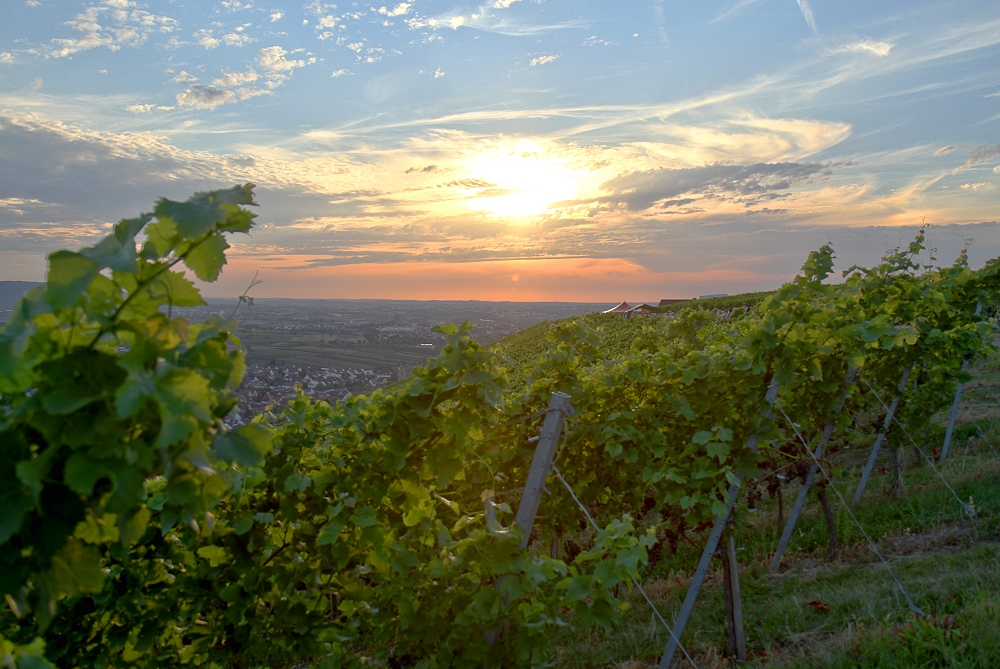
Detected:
left=602, top=301, right=633, bottom=314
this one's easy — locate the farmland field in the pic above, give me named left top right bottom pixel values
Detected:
left=238, top=328, right=434, bottom=370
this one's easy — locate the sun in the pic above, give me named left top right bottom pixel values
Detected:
left=460, top=141, right=587, bottom=218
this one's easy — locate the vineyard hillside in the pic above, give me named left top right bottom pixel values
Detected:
left=549, top=341, right=1000, bottom=668
left=491, top=312, right=672, bottom=391
left=490, top=298, right=764, bottom=392
left=4, top=188, right=999, bottom=669
left=674, top=289, right=775, bottom=311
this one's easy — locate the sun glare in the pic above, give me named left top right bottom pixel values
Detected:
left=461, top=142, right=586, bottom=218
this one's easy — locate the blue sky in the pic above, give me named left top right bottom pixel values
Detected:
left=1, top=0, right=998, bottom=300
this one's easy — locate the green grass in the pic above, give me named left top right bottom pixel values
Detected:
left=551, top=541, right=1000, bottom=668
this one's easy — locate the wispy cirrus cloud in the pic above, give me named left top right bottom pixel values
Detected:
left=709, top=0, right=763, bottom=24
left=967, top=143, right=1000, bottom=166
left=828, top=39, right=894, bottom=57
left=407, top=6, right=587, bottom=37
left=653, top=0, right=670, bottom=48
left=125, top=103, right=173, bottom=112
left=795, top=0, right=818, bottom=33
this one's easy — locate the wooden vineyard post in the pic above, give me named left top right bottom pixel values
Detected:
left=722, top=533, right=746, bottom=662
left=657, top=379, right=779, bottom=669
left=941, top=301, right=983, bottom=461
left=485, top=391, right=572, bottom=647
left=770, top=367, right=856, bottom=572
left=852, top=364, right=913, bottom=506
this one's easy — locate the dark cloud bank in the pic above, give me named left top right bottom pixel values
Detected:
left=602, top=162, right=832, bottom=210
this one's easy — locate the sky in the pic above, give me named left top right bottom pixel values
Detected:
left=0, top=0, right=999, bottom=302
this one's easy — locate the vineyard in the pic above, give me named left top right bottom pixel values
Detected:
left=2, top=185, right=1000, bottom=668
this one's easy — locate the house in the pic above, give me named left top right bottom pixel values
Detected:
left=626, top=303, right=660, bottom=316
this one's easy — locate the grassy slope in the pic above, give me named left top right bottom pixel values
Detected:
left=549, top=348, right=1000, bottom=668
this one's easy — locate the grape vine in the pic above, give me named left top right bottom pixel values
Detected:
left=1, top=188, right=997, bottom=668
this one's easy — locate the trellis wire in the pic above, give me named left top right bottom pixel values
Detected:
left=486, top=394, right=572, bottom=648
left=940, top=299, right=983, bottom=460
left=858, top=376, right=974, bottom=517
left=975, top=425, right=1000, bottom=460
left=481, top=408, right=551, bottom=438
left=550, top=461, right=700, bottom=669
left=553, top=411, right=572, bottom=462
left=853, top=364, right=912, bottom=507
left=771, top=368, right=855, bottom=571
left=488, top=410, right=573, bottom=501
left=775, top=402, right=925, bottom=616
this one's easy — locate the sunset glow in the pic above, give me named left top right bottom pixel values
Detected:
left=0, top=1, right=998, bottom=300
left=462, top=142, right=591, bottom=218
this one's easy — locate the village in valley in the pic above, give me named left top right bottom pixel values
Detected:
left=187, top=296, right=614, bottom=426
left=226, top=363, right=391, bottom=427
left=1, top=285, right=725, bottom=429
left=216, top=296, right=736, bottom=426
left=0, top=285, right=720, bottom=429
